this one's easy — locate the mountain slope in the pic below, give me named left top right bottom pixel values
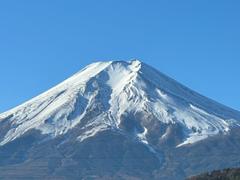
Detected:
left=0, top=60, right=240, bottom=179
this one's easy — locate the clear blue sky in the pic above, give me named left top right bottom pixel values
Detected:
left=0, top=0, right=239, bottom=113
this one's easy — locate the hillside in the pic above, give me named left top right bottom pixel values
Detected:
left=188, top=168, right=240, bottom=180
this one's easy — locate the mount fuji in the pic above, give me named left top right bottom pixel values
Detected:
left=0, top=60, right=240, bottom=180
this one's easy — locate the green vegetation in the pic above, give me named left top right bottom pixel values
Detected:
left=188, top=168, right=240, bottom=180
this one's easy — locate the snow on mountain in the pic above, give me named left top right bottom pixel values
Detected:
left=0, top=60, right=239, bottom=147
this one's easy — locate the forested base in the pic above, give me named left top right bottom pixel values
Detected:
left=188, top=168, right=240, bottom=180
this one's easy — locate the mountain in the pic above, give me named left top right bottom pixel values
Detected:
left=0, top=60, right=240, bottom=180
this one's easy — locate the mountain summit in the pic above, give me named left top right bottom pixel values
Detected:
left=0, top=60, right=240, bottom=179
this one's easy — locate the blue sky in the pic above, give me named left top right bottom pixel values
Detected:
left=0, top=0, right=239, bottom=113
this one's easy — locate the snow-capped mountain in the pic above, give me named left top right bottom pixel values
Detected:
left=0, top=60, right=239, bottom=146
left=0, top=60, right=240, bottom=180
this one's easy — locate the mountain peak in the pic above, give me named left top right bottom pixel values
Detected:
left=0, top=60, right=239, bottom=147
left=129, top=59, right=142, bottom=65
